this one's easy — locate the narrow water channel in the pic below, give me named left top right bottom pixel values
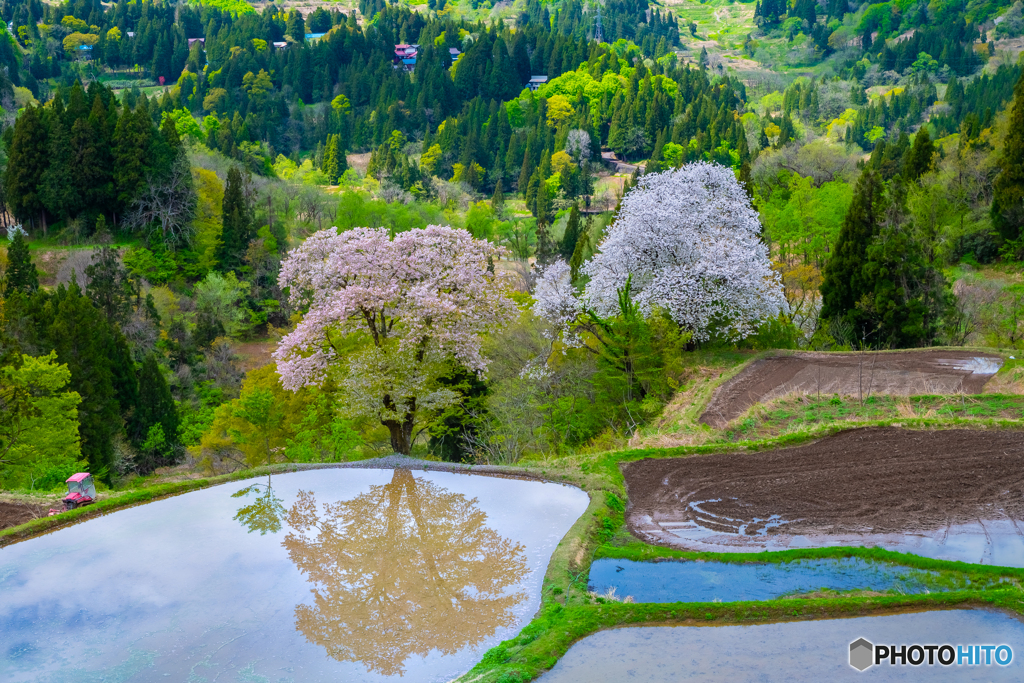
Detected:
left=0, top=469, right=589, bottom=682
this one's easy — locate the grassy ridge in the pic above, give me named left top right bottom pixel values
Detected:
left=597, top=539, right=1024, bottom=580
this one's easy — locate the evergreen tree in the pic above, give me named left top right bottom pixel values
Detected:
left=560, top=203, right=581, bottom=261
left=491, top=178, right=505, bottom=212
left=286, top=11, right=306, bottom=41
left=5, top=105, right=50, bottom=230
left=992, top=70, right=1024, bottom=243
left=535, top=221, right=557, bottom=266
left=903, top=127, right=935, bottom=181
left=158, top=113, right=183, bottom=168
left=40, top=116, right=79, bottom=220
left=69, top=115, right=103, bottom=219
left=427, top=365, right=488, bottom=463
left=5, top=231, right=39, bottom=294
left=535, top=179, right=553, bottom=225
left=134, top=353, right=180, bottom=470
left=85, top=246, right=134, bottom=325
left=43, top=283, right=120, bottom=479
left=113, top=105, right=148, bottom=212
left=216, top=166, right=252, bottom=271
left=820, top=171, right=885, bottom=323
left=569, top=213, right=592, bottom=281
left=321, top=134, right=340, bottom=184
left=109, top=330, right=139, bottom=436
left=861, top=224, right=948, bottom=348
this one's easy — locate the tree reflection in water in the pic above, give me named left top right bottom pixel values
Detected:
left=232, top=474, right=286, bottom=535
left=283, top=469, right=529, bottom=676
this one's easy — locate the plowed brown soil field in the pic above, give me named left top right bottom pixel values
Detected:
left=0, top=500, right=49, bottom=531
left=624, top=427, right=1024, bottom=540
left=700, top=351, right=1003, bottom=427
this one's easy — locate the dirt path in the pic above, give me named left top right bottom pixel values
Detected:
left=700, top=351, right=1003, bottom=427
left=624, top=427, right=1024, bottom=545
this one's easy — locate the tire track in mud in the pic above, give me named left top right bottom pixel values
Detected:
left=624, top=427, right=1024, bottom=543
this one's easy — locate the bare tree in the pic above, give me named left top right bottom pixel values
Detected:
left=125, top=157, right=198, bottom=247
left=565, top=129, right=591, bottom=165
left=298, top=188, right=326, bottom=230
left=946, top=277, right=1000, bottom=346
left=378, top=182, right=414, bottom=204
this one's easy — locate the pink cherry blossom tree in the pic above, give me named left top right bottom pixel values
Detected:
left=573, top=161, right=787, bottom=342
left=273, top=225, right=518, bottom=454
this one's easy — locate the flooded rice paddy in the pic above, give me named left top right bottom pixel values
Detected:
left=588, top=557, right=952, bottom=603
left=541, top=609, right=1024, bottom=681
left=0, top=468, right=589, bottom=682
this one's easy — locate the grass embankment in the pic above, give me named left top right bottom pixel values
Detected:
left=720, top=393, right=1024, bottom=441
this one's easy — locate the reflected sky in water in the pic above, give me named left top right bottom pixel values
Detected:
left=588, top=557, right=947, bottom=603
left=0, top=469, right=588, bottom=682
left=541, top=609, right=1024, bottom=682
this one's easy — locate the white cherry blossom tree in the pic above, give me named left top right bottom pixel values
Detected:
left=273, top=225, right=517, bottom=454
left=578, top=161, right=787, bottom=342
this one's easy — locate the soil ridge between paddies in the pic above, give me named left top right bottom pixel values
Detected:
left=699, top=350, right=1003, bottom=427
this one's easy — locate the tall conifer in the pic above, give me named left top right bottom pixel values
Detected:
left=217, top=167, right=252, bottom=271
left=40, top=116, right=78, bottom=220
left=820, top=171, right=885, bottom=322
left=992, top=70, right=1024, bottom=243
left=134, top=353, right=180, bottom=469
left=44, top=282, right=120, bottom=479
left=5, top=230, right=39, bottom=294
left=904, top=128, right=935, bottom=181
left=560, top=203, right=581, bottom=261
left=4, top=105, right=50, bottom=229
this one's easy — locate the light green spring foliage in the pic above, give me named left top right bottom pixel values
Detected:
left=195, top=271, right=249, bottom=337
left=187, top=0, right=255, bottom=15
left=285, top=393, right=362, bottom=463
left=0, top=352, right=85, bottom=490
left=193, top=167, right=224, bottom=273
left=196, top=364, right=362, bottom=469
left=161, top=109, right=204, bottom=143
left=758, top=175, right=853, bottom=267
left=332, top=191, right=447, bottom=234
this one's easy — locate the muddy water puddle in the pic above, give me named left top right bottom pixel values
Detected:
left=541, top=609, right=1024, bottom=681
left=640, top=511, right=1024, bottom=567
left=0, top=469, right=589, bottom=682
left=588, top=557, right=952, bottom=603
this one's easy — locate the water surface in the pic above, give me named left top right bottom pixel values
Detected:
left=588, top=557, right=947, bottom=603
left=0, top=468, right=589, bottom=682
left=637, top=512, right=1024, bottom=567
left=541, top=609, right=1024, bottom=681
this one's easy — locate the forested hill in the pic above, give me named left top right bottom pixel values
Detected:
left=3, top=0, right=1024, bottom=486
left=1, top=0, right=750, bottom=233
